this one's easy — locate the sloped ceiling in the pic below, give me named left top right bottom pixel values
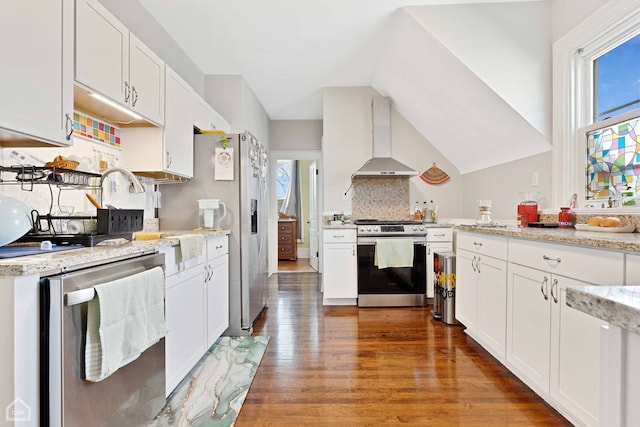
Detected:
left=138, top=0, right=552, bottom=174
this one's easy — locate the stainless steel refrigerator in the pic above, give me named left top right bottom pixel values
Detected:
left=159, top=132, right=269, bottom=336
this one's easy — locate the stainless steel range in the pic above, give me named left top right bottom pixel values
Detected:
left=356, top=220, right=429, bottom=307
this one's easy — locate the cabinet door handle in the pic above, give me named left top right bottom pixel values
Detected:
left=476, top=256, right=481, bottom=274
left=471, top=255, right=477, bottom=272
left=542, top=255, right=561, bottom=263
left=124, top=81, right=130, bottom=103
left=166, top=151, right=172, bottom=167
left=540, top=277, right=549, bottom=300
left=551, top=278, right=558, bottom=303
left=64, top=113, right=73, bottom=140
left=131, top=86, right=138, bottom=107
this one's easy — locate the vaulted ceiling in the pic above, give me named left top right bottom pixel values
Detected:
left=138, top=0, right=553, bottom=173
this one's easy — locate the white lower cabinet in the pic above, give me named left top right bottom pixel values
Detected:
left=626, top=253, right=640, bottom=285
left=456, top=232, right=508, bottom=359
left=507, top=239, right=623, bottom=427
left=322, top=229, right=357, bottom=304
left=165, top=262, right=206, bottom=396
left=205, top=236, right=229, bottom=347
left=551, top=276, right=605, bottom=427
left=162, top=235, right=229, bottom=397
left=455, top=248, right=478, bottom=332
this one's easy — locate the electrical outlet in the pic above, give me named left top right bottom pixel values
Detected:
left=532, top=172, right=539, bottom=186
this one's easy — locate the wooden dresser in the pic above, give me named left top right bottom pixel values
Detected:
left=278, top=218, right=297, bottom=260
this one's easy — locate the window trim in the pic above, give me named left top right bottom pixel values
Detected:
left=552, top=0, right=640, bottom=211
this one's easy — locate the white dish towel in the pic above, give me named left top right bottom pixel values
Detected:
left=85, top=266, right=165, bottom=382
left=176, top=234, right=205, bottom=262
left=374, top=238, right=415, bottom=269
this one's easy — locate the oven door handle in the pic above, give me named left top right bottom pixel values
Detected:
left=357, top=237, right=427, bottom=245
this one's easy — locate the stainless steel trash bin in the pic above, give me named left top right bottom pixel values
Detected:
left=434, top=251, right=457, bottom=325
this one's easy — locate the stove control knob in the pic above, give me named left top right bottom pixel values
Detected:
left=367, top=226, right=372, bottom=232
left=412, top=226, right=417, bottom=231
left=359, top=227, right=365, bottom=233
left=373, top=226, right=379, bottom=232
left=419, top=226, right=424, bottom=231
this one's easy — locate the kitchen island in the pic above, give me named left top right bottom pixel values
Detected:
left=455, top=224, right=640, bottom=427
left=566, top=285, right=640, bottom=426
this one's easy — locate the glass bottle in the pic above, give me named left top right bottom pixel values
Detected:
left=413, top=202, right=422, bottom=220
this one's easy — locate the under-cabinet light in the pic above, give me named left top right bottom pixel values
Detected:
left=89, top=92, right=143, bottom=121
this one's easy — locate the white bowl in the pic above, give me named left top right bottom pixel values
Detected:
left=0, top=195, right=32, bottom=246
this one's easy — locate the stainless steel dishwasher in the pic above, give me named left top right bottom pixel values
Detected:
left=40, top=253, right=166, bottom=427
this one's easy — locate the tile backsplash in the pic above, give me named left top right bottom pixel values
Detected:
left=352, top=178, right=410, bottom=220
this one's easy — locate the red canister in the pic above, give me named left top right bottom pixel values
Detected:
left=558, top=207, right=573, bottom=228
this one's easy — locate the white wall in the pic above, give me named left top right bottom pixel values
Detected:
left=322, top=86, right=463, bottom=218
left=204, top=75, right=270, bottom=145
left=551, top=0, right=609, bottom=42
left=407, top=1, right=552, bottom=139
left=461, top=151, right=553, bottom=220
left=270, top=120, right=322, bottom=151
left=99, top=0, right=205, bottom=94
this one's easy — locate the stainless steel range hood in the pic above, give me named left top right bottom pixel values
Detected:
left=353, top=97, right=418, bottom=177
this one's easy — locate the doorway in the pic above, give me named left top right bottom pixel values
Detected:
left=269, top=150, right=322, bottom=276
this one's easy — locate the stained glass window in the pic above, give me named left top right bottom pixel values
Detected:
left=586, top=117, right=640, bottom=200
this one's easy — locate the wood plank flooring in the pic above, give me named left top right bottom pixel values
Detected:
left=237, top=272, right=571, bottom=426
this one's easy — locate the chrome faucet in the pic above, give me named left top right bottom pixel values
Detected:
left=99, top=167, right=145, bottom=206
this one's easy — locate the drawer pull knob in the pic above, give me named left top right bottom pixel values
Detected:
left=542, top=255, right=561, bottom=263
left=473, top=242, right=483, bottom=247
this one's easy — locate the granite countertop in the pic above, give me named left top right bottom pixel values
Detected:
left=566, top=286, right=640, bottom=335
left=323, top=222, right=357, bottom=229
left=323, top=222, right=452, bottom=230
left=0, top=230, right=230, bottom=277
left=457, top=224, right=640, bottom=252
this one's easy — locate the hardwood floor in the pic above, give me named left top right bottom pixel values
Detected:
left=278, top=257, right=316, bottom=273
left=237, top=272, right=571, bottom=426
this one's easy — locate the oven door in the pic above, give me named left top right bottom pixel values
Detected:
left=357, top=236, right=427, bottom=307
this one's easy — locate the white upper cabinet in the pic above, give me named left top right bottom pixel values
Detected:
left=164, top=66, right=194, bottom=177
left=121, top=66, right=194, bottom=178
left=193, top=93, right=230, bottom=133
left=0, top=0, right=74, bottom=146
left=75, top=0, right=164, bottom=125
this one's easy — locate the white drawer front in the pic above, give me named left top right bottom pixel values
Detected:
left=508, top=238, right=623, bottom=284
left=457, top=231, right=508, bottom=260
left=323, top=229, right=356, bottom=243
left=427, top=228, right=453, bottom=242
left=207, top=235, right=229, bottom=260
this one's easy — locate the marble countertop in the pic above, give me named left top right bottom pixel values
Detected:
left=0, top=230, right=230, bottom=277
left=566, top=286, right=640, bottom=335
left=457, top=224, right=640, bottom=252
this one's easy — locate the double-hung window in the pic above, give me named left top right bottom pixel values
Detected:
left=584, top=33, right=640, bottom=204
left=554, top=4, right=640, bottom=209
